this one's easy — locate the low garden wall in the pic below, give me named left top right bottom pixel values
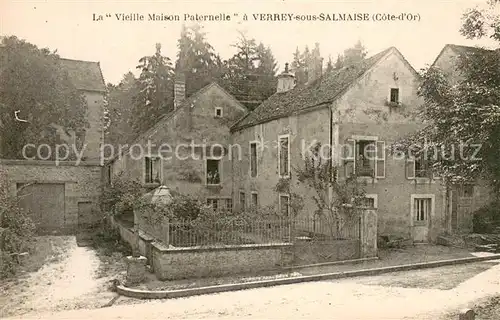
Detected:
left=292, top=239, right=360, bottom=265
left=150, top=241, right=293, bottom=280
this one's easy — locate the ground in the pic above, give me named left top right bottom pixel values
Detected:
left=1, top=236, right=499, bottom=319
left=0, top=236, right=128, bottom=318
left=4, top=259, right=500, bottom=320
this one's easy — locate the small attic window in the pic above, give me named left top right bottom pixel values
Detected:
left=390, top=88, right=400, bottom=103
left=215, top=107, right=223, bottom=118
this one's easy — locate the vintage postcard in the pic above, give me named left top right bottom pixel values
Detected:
left=0, top=0, right=499, bottom=319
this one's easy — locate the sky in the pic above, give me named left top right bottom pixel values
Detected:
left=1, top=0, right=497, bottom=85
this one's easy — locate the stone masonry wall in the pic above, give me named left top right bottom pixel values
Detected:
left=0, top=160, right=102, bottom=232
left=151, top=242, right=292, bottom=280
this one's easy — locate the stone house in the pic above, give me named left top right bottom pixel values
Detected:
left=106, top=44, right=494, bottom=243
left=231, top=47, right=449, bottom=243
left=431, top=44, right=495, bottom=233
left=0, top=58, right=105, bottom=233
left=106, top=78, right=248, bottom=207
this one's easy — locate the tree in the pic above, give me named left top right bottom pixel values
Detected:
left=296, top=142, right=366, bottom=238
left=403, top=0, right=500, bottom=193
left=130, top=43, right=174, bottom=137
left=325, top=55, right=334, bottom=74
left=222, top=32, right=277, bottom=110
left=0, top=36, right=88, bottom=159
left=175, top=24, right=222, bottom=97
left=105, top=72, right=139, bottom=150
left=291, top=46, right=307, bottom=86
left=249, top=43, right=278, bottom=102
left=343, top=40, right=368, bottom=65
left=334, top=40, right=368, bottom=70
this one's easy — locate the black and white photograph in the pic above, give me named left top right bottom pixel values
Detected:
left=0, top=1, right=499, bottom=319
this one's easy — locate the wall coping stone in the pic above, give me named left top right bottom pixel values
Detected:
left=151, top=241, right=293, bottom=253
left=0, top=159, right=102, bottom=167
left=116, top=253, right=500, bottom=300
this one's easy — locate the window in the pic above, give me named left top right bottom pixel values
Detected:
left=361, top=195, right=377, bottom=209
left=225, top=198, right=233, bottom=211
left=460, top=185, right=474, bottom=198
left=344, top=138, right=385, bottom=178
left=105, top=165, right=113, bottom=185
left=207, top=198, right=218, bottom=211
left=215, top=107, right=223, bottom=118
left=278, top=135, right=290, bottom=177
left=145, top=156, right=161, bottom=183
left=239, top=191, right=246, bottom=210
left=390, top=88, right=400, bottom=103
left=406, top=154, right=431, bottom=179
left=413, top=198, right=431, bottom=222
left=250, top=142, right=258, bottom=177
left=279, top=194, right=290, bottom=216
left=206, top=158, right=221, bottom=185
left=251, top=192, right=258, bottom=207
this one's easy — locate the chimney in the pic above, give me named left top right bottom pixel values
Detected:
left=174, top=71, right=186, bottom=110
left=277, top=63, right=295, bottom=93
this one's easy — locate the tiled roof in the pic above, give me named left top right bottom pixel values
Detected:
left=232, top=47, right=394, bottom=131
left=446, top=44, right=495, bottom=55
left=59, top=58, right=106, bottom=92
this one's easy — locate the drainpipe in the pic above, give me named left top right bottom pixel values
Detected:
left=328, top=107, right=333, bottom=212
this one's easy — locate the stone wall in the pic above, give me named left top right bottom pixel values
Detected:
left=292, top=239, right=360, bottom=265
left=0, top=159, right=102, bottom=233
left=151, top=242, right=293, bottom=280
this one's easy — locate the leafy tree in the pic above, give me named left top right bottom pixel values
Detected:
left=105, top=72, right=139, bottom=150
left=334, top=40, right=368, bottom=70
left=402, top=0, right=500, bottom=193
left=296, top=142, right=366, bottom=238
left=175, top=24, right=222, bottom=97
left=325, top=55, right=334, bottom=74
left=222, top=32, right=277, bottom=110
left=130, top=43, right=174, bottom=137
left=0, top=36, right=88, bottom=159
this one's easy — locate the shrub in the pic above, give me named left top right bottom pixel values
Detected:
left=472, top=201, right=500, bottom=233
left=0, top=170, right=36, bottom=278
left=100, top=173, right=144, bottom=216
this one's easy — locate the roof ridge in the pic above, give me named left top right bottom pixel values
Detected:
left=59, top=57, right=100, bottom=64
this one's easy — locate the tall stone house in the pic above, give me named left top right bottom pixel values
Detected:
left=1, top=57, right=105, bottom=234
left=106, top=44, right=493, bottom=243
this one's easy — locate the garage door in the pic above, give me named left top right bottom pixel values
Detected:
left=17, top=183, right=65, bottom=234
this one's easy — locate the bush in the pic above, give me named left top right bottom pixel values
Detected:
left=472, top=201, right=500, bottom=233
left=100, top=173, right=144, bottom=216
left=0, top=170, right=36, bottom=279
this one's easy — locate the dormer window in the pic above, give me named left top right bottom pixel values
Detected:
left=215, top=107, right=223, bottom=118
left=390, top=88, right=400, bottom=104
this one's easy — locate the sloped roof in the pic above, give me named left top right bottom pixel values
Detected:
left=59, top=58, right=106, bottom=92
left=431, top=44, right=496, bottom=67
left=231, top=47, right=395, bottom=131
left=106, top=82, right=247, bottom=164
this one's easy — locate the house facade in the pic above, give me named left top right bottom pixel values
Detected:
left=105, top=44, right=494, bottom=243
left=231, top=47, right=448, bottom=243
left=107, top=80, right=248, bottom=206
left=1, top=58, right=105, bottom=233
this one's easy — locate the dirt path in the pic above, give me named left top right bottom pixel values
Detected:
left=0, top=236, right=124, bottom=318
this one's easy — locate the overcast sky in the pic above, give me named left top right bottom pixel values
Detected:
left=1, top=0, right=497, bottom=85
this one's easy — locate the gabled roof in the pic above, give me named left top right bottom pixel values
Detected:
left=105, top=81, right=247, bottom=165
left=231, top=47, right=415, bottom=131
left=59, top=58, right=106, bottom=92
left=431, top=44, right=496, bottom=67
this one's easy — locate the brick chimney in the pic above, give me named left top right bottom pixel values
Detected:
left=174, top=71, right=186, bottom=110
left=277, top=63, right=295, bottom=93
